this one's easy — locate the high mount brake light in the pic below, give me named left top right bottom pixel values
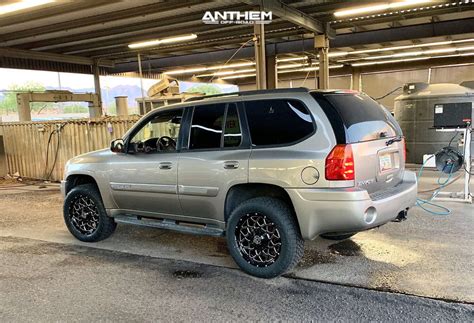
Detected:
left=325, top=144, right=355, bottom=180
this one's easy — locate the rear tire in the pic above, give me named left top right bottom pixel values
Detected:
left=320, top=233, right=356, bottom=241
left=63, top=183, right=116, bottom=242
left=226, top=197, right=304, bottom=278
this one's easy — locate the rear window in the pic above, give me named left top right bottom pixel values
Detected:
left=245, top=99, right=314, bottom=147
left=311, top=92, right=402, bottom=143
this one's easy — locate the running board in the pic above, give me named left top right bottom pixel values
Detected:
left=113, top=214, right=225, bottom=237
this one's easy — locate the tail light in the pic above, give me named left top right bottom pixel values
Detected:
left=401, top=137, right=406, bottom=164
left=325, top=144, right=355, bottom=180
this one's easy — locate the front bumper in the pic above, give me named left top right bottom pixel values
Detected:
left=286, top=171, right=417, bottom=240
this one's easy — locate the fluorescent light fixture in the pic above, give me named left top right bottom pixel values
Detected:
left=164, top=67, right=208, bottom=75
left=196, top=68, right=256, bottom=77
left=0, top=0, right=55, bottom=15
left=220, top=73, right=256, bottom=80
left=277, top=63, right=311, bottom=69
left=363, top=45, right=474, bottom=61
left=210, top=62, right=255, bottom=70
left=328, top=51, right=349, bottom=58
left=352, top=56, right=432, bottom=67
left=129, top=33, right=197, bottom=49
left=334, top=0, right=433, bottom=18
left=276, top=56, right=308, bottom=63
left=278, top=65, right=343, bottom=74
left=163, top=61, right=254, bottom=75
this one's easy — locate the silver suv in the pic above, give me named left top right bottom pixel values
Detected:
left=61, top=88, right=417, bottom=278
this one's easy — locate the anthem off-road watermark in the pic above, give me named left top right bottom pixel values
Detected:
left=202, top=11, right=272, bottom=25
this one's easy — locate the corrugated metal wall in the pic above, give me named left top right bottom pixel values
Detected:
left=0, top=116, right=140, bottom=181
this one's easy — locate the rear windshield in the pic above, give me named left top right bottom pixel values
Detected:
left=311, top=92, right=402, bottom=143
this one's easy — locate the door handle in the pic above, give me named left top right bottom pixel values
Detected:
left=224, top=161, right=239, bottom=169
left=159, top=162, right=173, bottom=170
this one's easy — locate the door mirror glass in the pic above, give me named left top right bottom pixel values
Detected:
left=110, top=138, right=125, bottom=153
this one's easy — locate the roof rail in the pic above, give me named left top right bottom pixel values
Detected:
left=185, top=87, right=309, bottom=102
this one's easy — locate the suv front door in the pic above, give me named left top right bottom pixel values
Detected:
left=108, top=108, right=184, bottom=217
left=178, top=102, right=250, bottom=225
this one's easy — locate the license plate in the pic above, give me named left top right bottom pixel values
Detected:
left=379, top=154, right=392, bottom=172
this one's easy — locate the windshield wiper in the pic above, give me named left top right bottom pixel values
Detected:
left=386, top=136, right=402, bottom=146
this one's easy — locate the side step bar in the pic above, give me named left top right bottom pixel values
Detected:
left=113, top=214, right=225, bottom=237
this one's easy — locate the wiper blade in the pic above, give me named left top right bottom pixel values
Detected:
left=386, top=136, right=402, bottom=146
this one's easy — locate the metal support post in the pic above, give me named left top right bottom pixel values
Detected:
left=92, top=62, right=103, bottom=118
left=16, top=93, right=32, bottom=121
left=314, top=34, right=329, bottom=89
left=266, top=55, right=277, bottom=89
left=254, top=23, right=267, bottom=90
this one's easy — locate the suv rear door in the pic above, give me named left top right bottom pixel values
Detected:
left=177, top=102, right=250, bottom=224
left=312, top=92, right=405, bottom=195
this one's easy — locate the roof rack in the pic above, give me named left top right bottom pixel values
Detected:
left=185, top=87, right=309, bottom=102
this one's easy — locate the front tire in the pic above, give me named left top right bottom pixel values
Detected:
left=226, top=197, right=304, bottom=278
left=63, top=183, right=116, bottom=242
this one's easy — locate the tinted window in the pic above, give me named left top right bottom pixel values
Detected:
left=190, top=104, right=225, bottom=149
left=224, top=104, right=242, bottom=148
left=245, top=99, right=314, bottom=146
left=312, top=92, right=401, bottom=143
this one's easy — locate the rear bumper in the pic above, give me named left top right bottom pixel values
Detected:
left=286, top=171, right=417, bottom=240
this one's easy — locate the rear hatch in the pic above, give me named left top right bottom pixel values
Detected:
left=311, top=91, right=405, bottom=194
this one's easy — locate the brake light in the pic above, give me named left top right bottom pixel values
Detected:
left=325, top=144, right=355, bottom=180
left=401, top=137, right=406, bottom=164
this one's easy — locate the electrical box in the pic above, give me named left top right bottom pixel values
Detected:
left=433, top=102, right=472, bottom=128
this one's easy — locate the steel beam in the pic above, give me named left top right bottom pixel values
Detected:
left=0, top=47, right=114, bottom=67
left=110, top=17, right=474, bottom=73
left=0, top=1, right=207, bottom=43
left=15, top=92, right=101, bottom=121
left=243, top=0, right=332, bottom=36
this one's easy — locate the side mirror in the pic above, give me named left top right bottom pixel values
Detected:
left=110, top=138, right=125, bottom=153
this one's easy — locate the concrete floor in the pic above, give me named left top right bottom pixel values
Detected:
left=1, top=236, right=473, bottom=322
left=0, top=171, right=473, bottom=320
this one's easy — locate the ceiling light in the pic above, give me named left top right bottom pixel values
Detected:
left=276, top=56, right=308, bottom=63
left=196, top=68, right=255, bottom=77
left=278, top=65, right=343, bottom=74
left=362, top=45, right=474, bottom=61
left=277, top=63, right=311, bottom=69
left=208, top=62, right=255, bottom=70
left=164, top=67, right=208, bottom=75
left=0, top=0, right=55, bottom=15
left=334, top=0, right=433, bottom=18
left=328, top=51, right=349, bottom=58
left=163, top=61, right=254, bottom=75
left=220, top=73, right=256, bottom=80
left=351, top=56, right=431, bottom=67
left=129, top=33, right=197, bottom=49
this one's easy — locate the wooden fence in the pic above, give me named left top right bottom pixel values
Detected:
left=0, top=116, right=140, bottom=182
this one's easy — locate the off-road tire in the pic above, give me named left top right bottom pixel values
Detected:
left=320, top=233, right=356, bottom=241
left=226, top=197, right=304, bottom=278
left=63, top=183, right=116, bottom=242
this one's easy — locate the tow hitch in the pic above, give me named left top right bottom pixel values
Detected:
left=392, top=209, right=408, bottom=222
